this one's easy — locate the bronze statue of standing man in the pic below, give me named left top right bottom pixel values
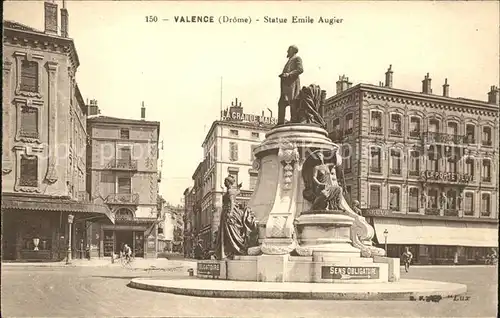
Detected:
left=278, top=45, right=303, bottom=125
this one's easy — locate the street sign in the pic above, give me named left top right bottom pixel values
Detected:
left=321, top=266, right=380, bottom=280
left=197, top=262, right=221, bottom=277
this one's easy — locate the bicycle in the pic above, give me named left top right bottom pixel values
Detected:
left=120, top=252, right=135, bottom=268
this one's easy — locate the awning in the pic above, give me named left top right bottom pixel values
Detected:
left=1, top=193, right=115, bottom=224
left=373, top=218, right=498, bottom=247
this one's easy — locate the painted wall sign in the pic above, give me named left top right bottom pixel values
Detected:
left=321, top=266, right=380, bottom=280
left=221, top=109, right=277, bottom=125
left=197, top=261, right=221, bottom=277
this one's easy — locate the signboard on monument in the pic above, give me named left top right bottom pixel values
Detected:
left=197, top=261, right=223, bottom=278
left=321, top=266, right=380, bottom=280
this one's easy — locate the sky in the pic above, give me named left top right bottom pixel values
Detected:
left=4, top=0, right=499, bottom=205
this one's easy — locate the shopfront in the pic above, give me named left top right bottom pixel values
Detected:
left=370, top=217, right=498, bottom=265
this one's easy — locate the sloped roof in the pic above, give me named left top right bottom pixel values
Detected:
left=87, top=115, right=160, bottom=126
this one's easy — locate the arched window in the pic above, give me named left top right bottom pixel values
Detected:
left=482, top=127, right=492, bottom=146
left=370, top=111, right=383, bottom=134
left=409, top=188, right=419, bottom=212
left=115, top=208, right=134, bottom=221
left=370, top=146, right=382, bottom=173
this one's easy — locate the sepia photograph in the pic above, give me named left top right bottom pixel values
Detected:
left=1, top=0, right=499, bottom=317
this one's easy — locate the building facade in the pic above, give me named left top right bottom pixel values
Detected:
left=184, top=99, right=276, bottom=257
left=86, top=106, right=161, bottom=258
left=324, top=67, right=499, bottom=264
left=1, top=4, right=113, bottom=261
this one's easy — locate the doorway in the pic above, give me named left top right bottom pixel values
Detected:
left=115, top=230, right=133, bottom=254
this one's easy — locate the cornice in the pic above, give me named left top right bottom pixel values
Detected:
left=4, top=26, right=80, bottom=71
left=325, top=84, right=499, bottom=118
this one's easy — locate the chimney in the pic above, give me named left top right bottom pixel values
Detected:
left=336, top=75, right=352, bottom=94
left=385, top=64, right=393, bottom=88
left=87, top=99, right=100, bottom=116
left=422, top=73, right=432, bottom=94
left=442, top=78, right=450, bottom=97
left=60, top=0, right=69, bottom=37
left=44, top=1, right=58, bottom=35
left=141, top=101, right=146, bottom=120
left=487, top=86, right=500, bottom=105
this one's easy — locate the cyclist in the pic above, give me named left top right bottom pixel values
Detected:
left=402, top=247, right=413, bottom=272
left=123, top=243, right=132, bottom=262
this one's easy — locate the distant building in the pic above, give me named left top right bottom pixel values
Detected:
left=184, top=98, right=276, bottom=256
left=1, top=4, right=113, bottom=262
left=86, top=103, right=161, bottom=258
left=324, top=67, right=499, bottom=264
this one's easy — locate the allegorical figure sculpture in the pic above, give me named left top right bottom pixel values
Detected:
left=296, top=84, right=327, bottom=128
left=302, top=150, right=344, bottom=211
left=215, top=175, right=258, bottom=259
left=278, top=45, right=303, bottom=125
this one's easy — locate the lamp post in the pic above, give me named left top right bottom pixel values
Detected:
left=383, top=229, right=389, bottom=256
left=66, top=214, right=74, bottom=264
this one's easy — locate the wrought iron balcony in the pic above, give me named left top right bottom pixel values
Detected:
left=482, top=140, right=492, bottom=147
left=481, top=211, right=491, bottom=217
left=409, top=130, right=421, bottom=138
left=482, top=176, right=492, bottom=182
left=106, top=159, right=137, bottom=171
left=444, top=209, right=459, bottom=217
left=425, top=208, right=440, bottom=216
left=420, top=170, right=473, bottom=184
left=390, top=168, right=402, bottom=175
left=371, top=126, right=383, bottom=134
left=19, top=129, right=38, bottom=138
left=370, top=166, right=382, bottom=173
left=422, top=132, right=466, bottom=145
left=105, top=193, right=139, bottom=205
left=19, top=177, right=37, bottom=187
left=409, top=170, right=420, bottom=177
left=389, top=128, right=402, bottom=136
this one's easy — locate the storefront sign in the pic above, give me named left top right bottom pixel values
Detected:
left=422, top=171, right=472, bottom=183
left=197, top=262, right=221, bottom=277
left=221, top=110, right=277, bottom=125
left=321, top=266, right=380, bottom=280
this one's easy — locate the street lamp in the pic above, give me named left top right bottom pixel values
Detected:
left=383, top=229, right=389, bottom=256
left=66, top=214, right=74, bottom=265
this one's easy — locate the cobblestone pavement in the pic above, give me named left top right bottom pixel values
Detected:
left=1, top=265, right=497, bottom=317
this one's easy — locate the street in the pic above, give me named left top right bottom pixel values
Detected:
left=1, top=265, right=497, bottom=317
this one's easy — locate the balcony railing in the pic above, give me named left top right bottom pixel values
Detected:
left=422, top=132, right=466, bottom=144
left=19, top=177, right=37, bottom=187
left=409, top=130, right=421, bottom=138
left=390, top=168, right=402, bottom=175
left=371, top=126, right=383, bottom=134
left=464, top=136, right=475, bottom=144
left=389, top=128, right=402, bottom=136
left=481, top=211, right=491, bottom=217
left=420, top=170, right=473, bottom=184
left=482, top=140, right=492, bottom=147
left=425, top=208, right=440, bottom=216
left=444, top=209, right=459, bottom=217
left=105, top=193, right=139, bottom=205
left=106, top=159, right=138, bottom=171
left=409, top=170, right=420, bottom=177
left=482, top=176, right=492, bottom=182
left=370, top=166, right=382, bottom=173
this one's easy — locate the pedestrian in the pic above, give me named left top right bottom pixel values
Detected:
left=453, top=251, right=459, bottom=266
left=402, top=247, right=413, bottom=273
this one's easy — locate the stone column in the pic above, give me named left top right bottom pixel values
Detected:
left=44, top=61, right=59, bottom=184
left=2, top=60, right=13, bottom=174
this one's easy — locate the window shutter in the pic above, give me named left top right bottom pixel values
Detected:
left=20, top=107, right=38, bottom=138
left=21, top=60, right=38, bottom=92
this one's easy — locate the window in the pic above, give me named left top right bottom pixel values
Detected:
left=345, top=113, right=353, bottom=134
left=331, top=118, right=341, bottom=140
left=481, top=193, right=491, bottom=216
left=390, top=149, right=401, bottom=175
left=427, top=147, right=439, bottom=171
left=343, top=147, right=352, bottom=172
left=447, top=122, right=458, bottom=136
left=19, top=156, right=38, bottom=187
left=465, top=157, right=474, bottom=179
left=409, top=117, right=421, bottom=138
left=447, top=154, right=457, bottom=174
left=251, top=132, right=259, bottom=138
left=119, top=147, right=131, bottom=160
left=390, top=113, right=402, bottom=136
left=118, top=177, right=131, bottom=194
left=429, top=119, right=440, bottom=133
left=389, top=187, right=400, bottom=211
left=409, top=188, right=419, bottom=212
left=332, top=118, right=340, bottom=131
left=229, top=142, right=238, bottom=161
left=464, top=192, right=474, bottom=216
left=409, top=151, right=420, bottom=176
left=465, top=124, right=475, bottom=143
left=20, top=60, right=38, bottom=92
left=482, top=127, right=492, bottom=146
left=230, top=129, right=239, bottom=136
left=229, top=172, right=239, bottom=186
left=369, top=185, right=381, bottom=209
left=370, top=147, right=382, bottom=173
left=249, top=172, right=258, bottom=191
left=250, top=145, right=258, bottom=161
left=20, top=106, right=38, bottom=138
left=120, top=129, right=129, bottom=139
left=346, top=185, right=352, bottom=202
left=370, top=111, right=382, bottom=134
left=428, top=189, right=439, bottom=209
left=446, top=190, right=457, bottom=210
left=482, top=160, right=491, bottom=182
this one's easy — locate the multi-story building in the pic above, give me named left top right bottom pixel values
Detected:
left=86, top=103, right=161, bottom=258
left=1, top=4, right=114, bottom=261
left=184, top=99, right=276, bottom=256
left=324, top=67, right=499, bottom=264
left=183, top=186, right=194, bottom=257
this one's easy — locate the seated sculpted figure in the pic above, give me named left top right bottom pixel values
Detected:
left=302, top=150, right=344, bottom=211
left=215, top=175, right=258, bottom=259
